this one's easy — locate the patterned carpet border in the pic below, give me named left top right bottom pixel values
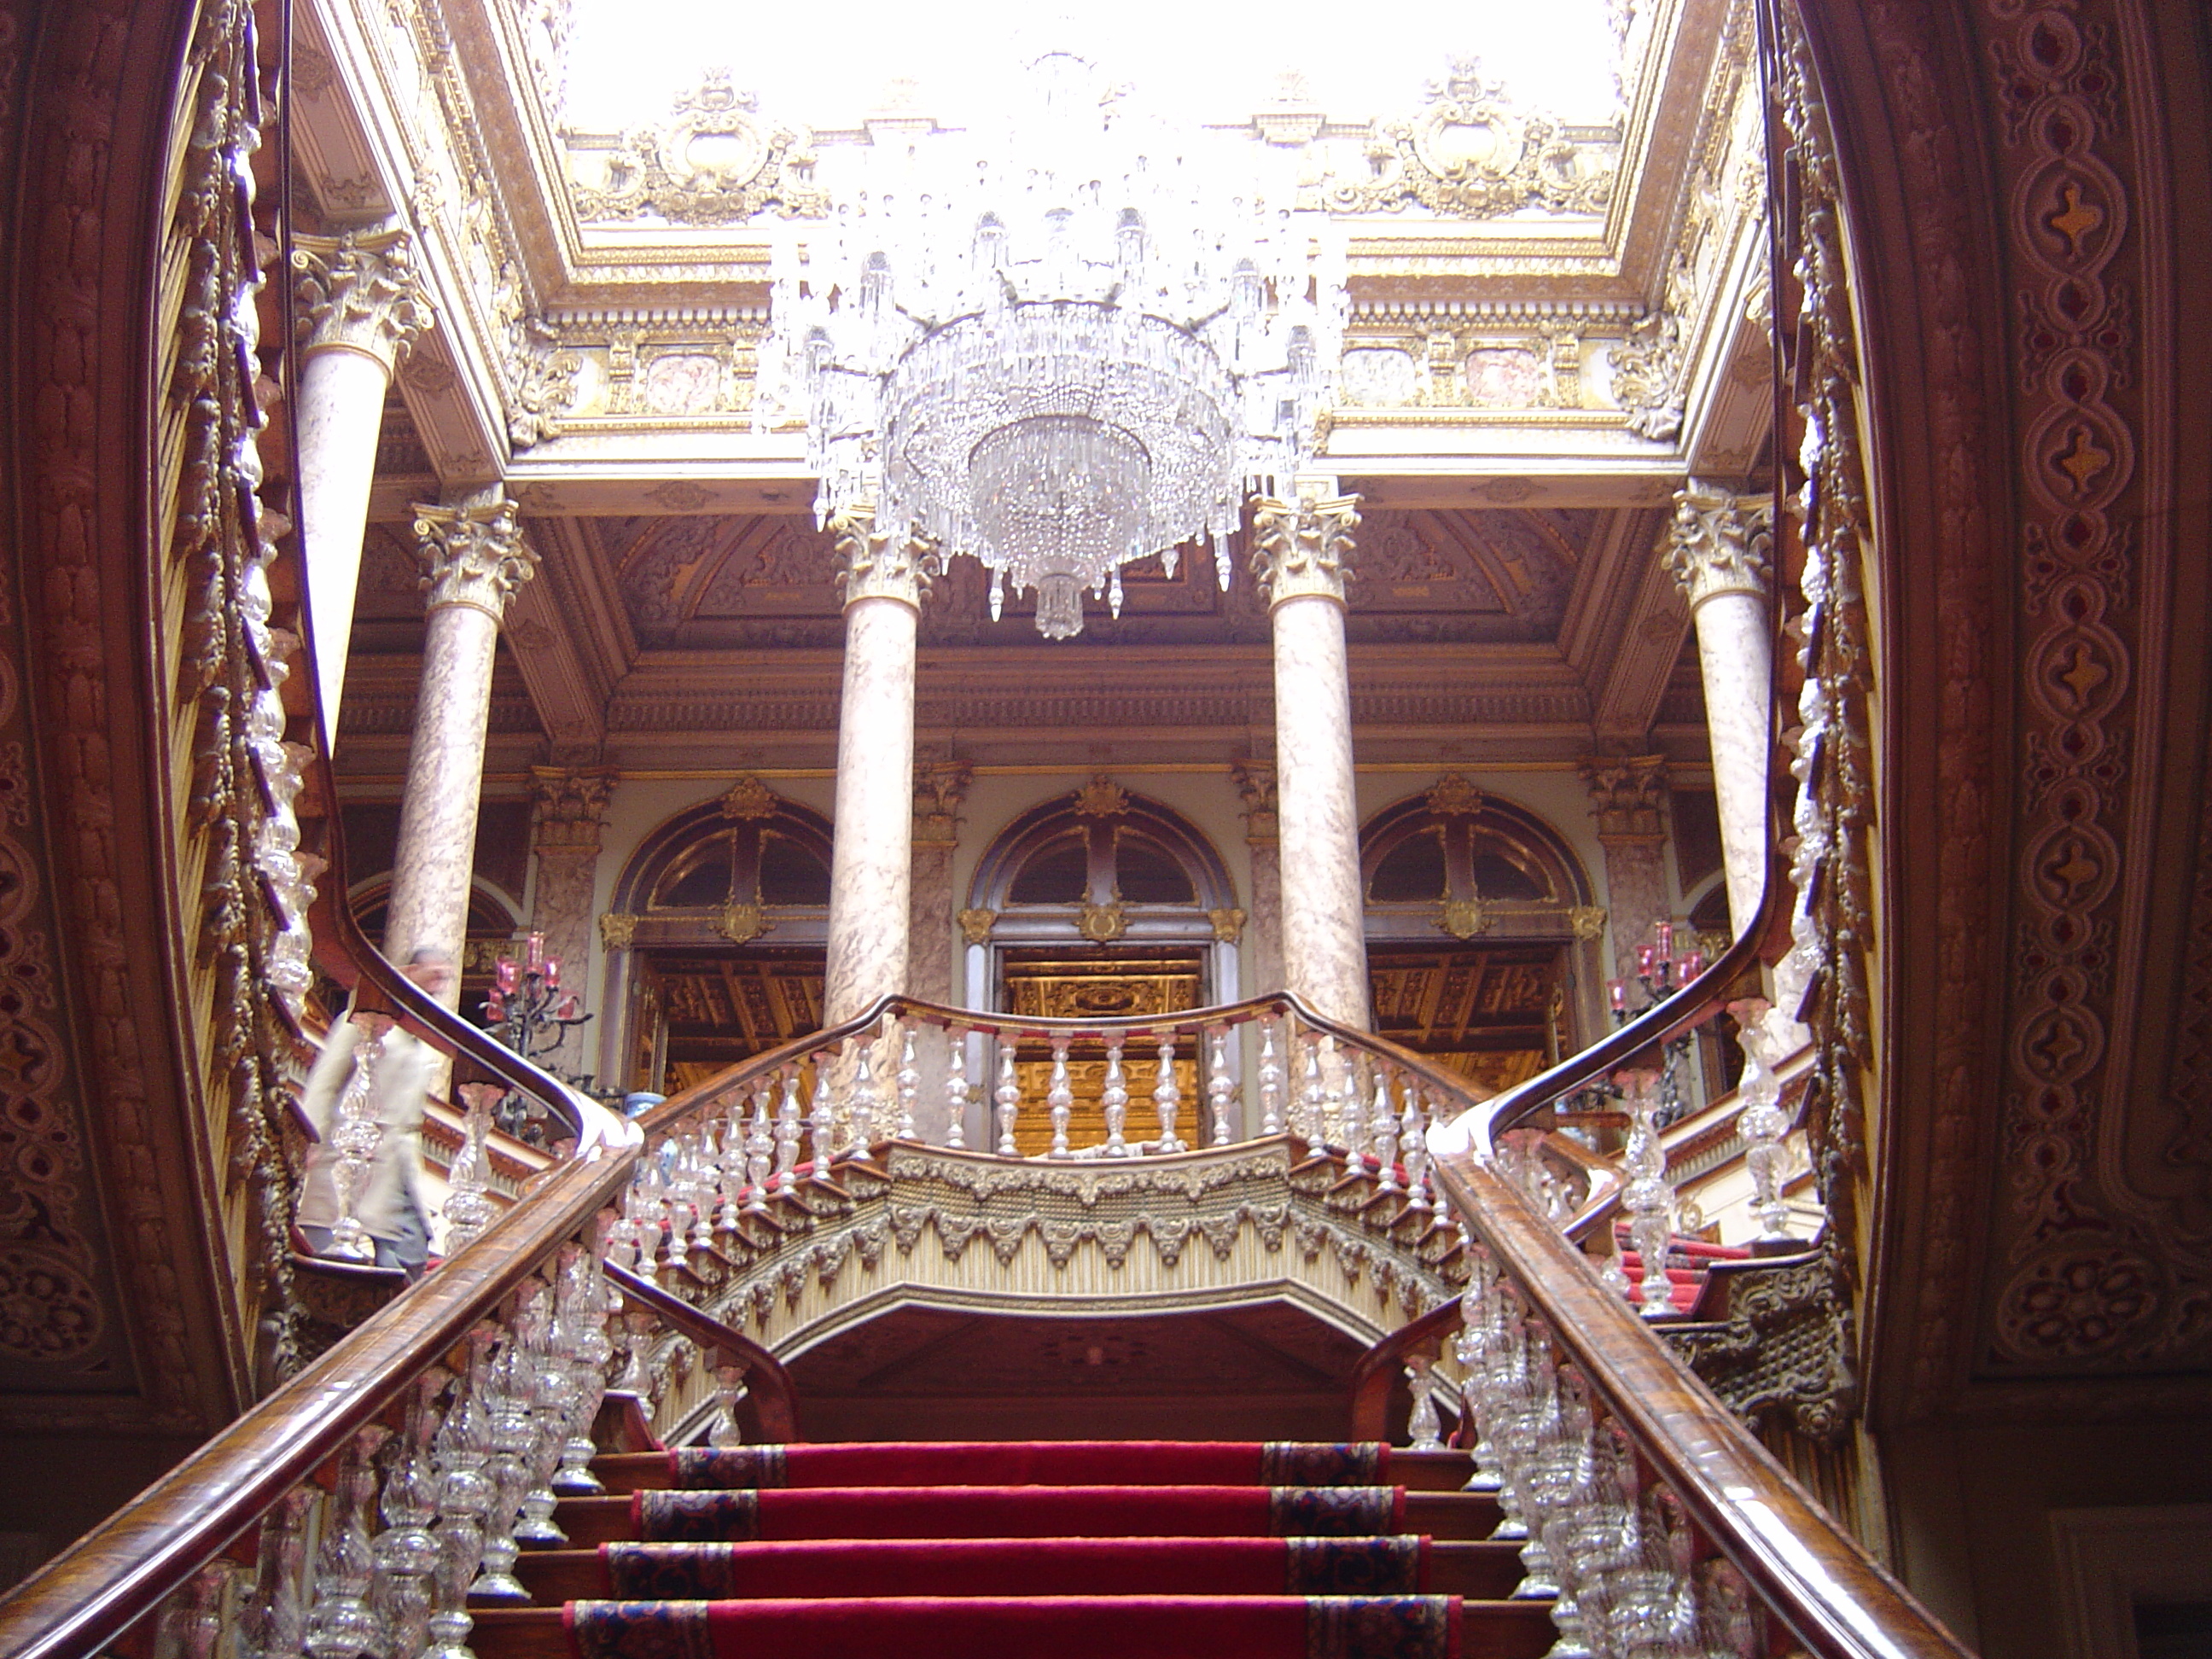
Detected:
left=1304, top=1595, right=1458, bottom=1659
left=638, top=1489, right=760, bottom=1542
left=672, top=1447, right=789, bottom=1490
left=1262, top=1443, right=1386, bottom=1487
left=1268, top=1486, right=1400, bottom=1538
left=1283, top=1535, right=1421, bottom=1595
left=570, top=1600, right=715, bottom=1659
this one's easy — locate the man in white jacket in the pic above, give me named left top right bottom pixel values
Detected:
left=294, top=951, right=454, bottom=1275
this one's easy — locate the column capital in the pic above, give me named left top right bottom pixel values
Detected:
left=410, top=486, right=538, bottom=620
left=1231, top=760, right=1279, bottom=844
left=831, top=504, right=939, bottom=609
left=1663, top=480, right=1774, bottom=611
left=1580, top=754, right=1670, bottom=843
left=292, top=224, right=435, bottom=372
left=913, top=760, right=972, bottom=846
left=527, top=764, right=617, bottom=854
left=1250, top=482, right=1360, bottom=608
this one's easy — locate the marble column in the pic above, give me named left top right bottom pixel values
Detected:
left=1251, top=483, right=1370, bottom=1029
left=383, top=486, right=539, bottom=1012
left=1662, top=481, right=1775, bottom=937
left=527, top=764, right=617, bottom=1077
left=824, top=507, right=935, bottom=1026
left=908, top=760, right=970, bottom=1004
left=1581, top=756, right=1674, bottom=981
left=290, top=225, right=434, bottom=748
left=1233, top=760, right=1284, bottom=995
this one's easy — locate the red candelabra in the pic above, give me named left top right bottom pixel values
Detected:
left=479, top=931, right=593, bottom=1143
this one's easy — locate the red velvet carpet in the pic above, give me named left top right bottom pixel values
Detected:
left=556, top=1441, right=1542, bottom=1659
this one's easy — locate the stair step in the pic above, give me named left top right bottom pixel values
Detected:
left=472, top=1595, right=1557, bottom=1659
left=589, top=1445, right=1479, bottom=1495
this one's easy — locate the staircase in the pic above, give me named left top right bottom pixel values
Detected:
left=1616, top=1225, right=1754, bottom=1316
left=472, top=1440, right=1556, bottom=1659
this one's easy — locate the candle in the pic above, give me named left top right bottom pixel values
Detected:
left=1608, top=979, right=1627, bottom=1010
left=1681, top=950, right=1704, bottom=980
left=496, top=957, right=519, bottom=992
left=544, top=957, right=561, bottom=987
left=1656, top=921, right=1674, bottom=960
left=527, top=931, right=545, bottom=969
left=1637, top=944, right=1656, bottom=977
left=486, top=989, right=505, bottom=1022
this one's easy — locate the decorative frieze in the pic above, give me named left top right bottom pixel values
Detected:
left=565, top=69, right=830, bottom=225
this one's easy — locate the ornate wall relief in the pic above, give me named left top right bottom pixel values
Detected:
left=565, top=68, right=828, bottom=224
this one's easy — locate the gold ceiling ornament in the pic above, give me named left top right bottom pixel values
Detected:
left=1321, top=59, right=1617, bottom=221
left=1426, top=773, right=1485, bottom=816
left=1208, top=907, right=1248, bottom=945
left=1078, top=899, right=1129, bottom=943
left=718, top=775, right=777, bottom=819
left=719, top=901, right=771, bottom=944
left=568, top=68, right=830, bottom=226
left=1569, top=905, right=1610, bottom=942
left=1072, top=775, right=1131, bottom=818
left=957, top=908, right=998, bottom=946
left=1436, top=896, right=1493, bottom=940
left=598, top=911, right=639, bottom=950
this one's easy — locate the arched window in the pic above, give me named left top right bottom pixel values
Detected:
left=962, top=778, right=1239, bottom=1152
left=601, top=778, right=836, bottom=1093
left=1360, top=778, right=1604, bottom=1095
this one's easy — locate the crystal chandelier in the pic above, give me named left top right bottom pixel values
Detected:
left=765, top=50, right=1344, bottom=637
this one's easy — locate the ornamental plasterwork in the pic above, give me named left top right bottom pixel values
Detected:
left=564, top=69, right=830, bottom=225
left=538, top=309, right=765, bottom=425
left=1318, top=59, right=1618, bottom=220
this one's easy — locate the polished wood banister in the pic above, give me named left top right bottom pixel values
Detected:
left=0, top=1149, right=636, bottom=1659
left=1432, top=1152, right=1972, bottom=1659
left=605, top=1260, right=800, bottom=1443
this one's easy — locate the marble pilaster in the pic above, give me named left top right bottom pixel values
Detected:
left=1252, top=484, right=1370, bottom=1029
left=824, top=507, right=935, bottom=1026
left=290, top=225, right=434, bottom=748
left=1662, top=481, right=1776, bottom=937
left=1233, top=760, right=1284, bottom=996
left=1581, top=755, right=1674, bottom=981
left=899, top=760, right=969, bottom=1141
left=527, top=764, right=617, bottom=1078
left=383, top=487, right=538, bottom=1019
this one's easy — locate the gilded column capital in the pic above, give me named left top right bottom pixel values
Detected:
left=410, top=486, right=539, bottom=620
left=1249, top=482, right=1360, bottom=608
left=292, top=224, right=435, bottom=372
left=831, top=504, right=939, bottom=610
left=528, top=764, right=617, bottom=855
left=1662, top=480, right=1773, bottom=612
left=1580, top=754, right=1670, bottom=844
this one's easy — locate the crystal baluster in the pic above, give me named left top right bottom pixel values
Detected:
left=1297, top=1033, right=1326, bottom=1142
left=894, top=1024, right=921, bottom=1138
left=1206, top=1028, right=1235, bottom=1145
left=1527, top=1365, right=1601, bottom=1659
left=610, top=1306, right=656, bottom=1397
left=553, top=1243, right=612, bottom=1496
left=943, top=1033, right=969, bottom=1150
left=774, top=1069, right=804, bottom=1184
left=1404, top=1348, right=1447, bottom=1452
left=158, top=1563, right=230, bottom=1659
left=809, top=1064, right=835, bottom=1173
left=513, top=1283, right=573, bottom=1548
left=1400, top=1081, right=1430, bottom=1211
left=303, top=1426, right=391, bottom=1659
left=1454, top=1279, right=1505, bottom=1493
left=994, top=1040, right=1021, bottom=1155
left=1046, top=1033, right=1074, bottom=1157
left=1371, top=1066, right=1400, bottom=1192
left=239, top=1488, right=314, bottom=1659
left=1152, top=1033, right=1185, bottom=1152
left=442, top=1083, right=500, bottom=1255
left=469, top=1323, right=535, bottom=1604
left=1503, top=1319, right=1563, bottom=1600
left=425, top=1328, right=497, bottom=1659
left=370, top=1367, right=447, bottom=1659
left=1101, top=1035, right=1130, bottom=1156
left=848, top=1039, right=879, bottom=1150
left=660, top=1140, right=695, bottom=1280
left=1319, top=1039, right=1351, bottom=1149
left=1256, top=1017, right=1285, bottom=1134
left=744, top=1087, right=775, bottom=1216
left=323, top=1017, right=391, bottom=1263
left=1621, top=1070, right=1677, bottom=1317
left=1340, top=1051, right=1368, bottom=1166
left=707, top=1359, right=751, bottom=1449
left=690, top=1132, right=719, bottom=1255
left=1728, top=998, right=1795, bottom=1243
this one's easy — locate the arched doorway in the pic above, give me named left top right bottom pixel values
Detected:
left=1360, top=778, right=1606, bottom=1095
left=601, top=779, right=835, bottom=1094
left=961, top=778, right=1240, bottom=1152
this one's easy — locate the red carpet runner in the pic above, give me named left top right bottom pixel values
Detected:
left=553, top=1441, right=1528, bottom=1659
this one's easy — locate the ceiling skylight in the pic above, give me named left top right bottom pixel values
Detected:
left=557, top=0, right=1626, bottom=136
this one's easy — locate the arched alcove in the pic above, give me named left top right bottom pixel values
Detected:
left=1359, top=778, right=1606, bottom=1094
left=960, top=778, right=1241, bottom=1151
left=600, top=779, right=836, bottom=1093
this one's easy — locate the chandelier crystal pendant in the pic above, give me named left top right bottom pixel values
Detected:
left=764, top=50, right=1345, bottom=637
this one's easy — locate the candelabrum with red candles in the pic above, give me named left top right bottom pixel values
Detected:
left=1598, top=919, right=1704, bottom=1126
left=479, top=931, right=593, bottom=1144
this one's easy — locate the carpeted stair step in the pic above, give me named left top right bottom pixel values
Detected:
left=514, top=1534, right=1530, bottom=1601
left=470, top=1593, right=1559, bottom=1659
left=550, top=1483, right=1502, bottom=1545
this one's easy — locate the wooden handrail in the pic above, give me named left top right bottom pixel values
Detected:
left=605, top=1260, right=800, bottom=1443
left=0, top=1150, right=636, bottom=1659
left=1432, top=1153, right=1971, bottom=1659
